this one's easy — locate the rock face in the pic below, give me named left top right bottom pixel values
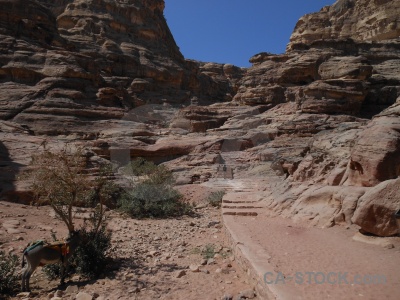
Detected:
left=222, top=0, right=399, bottom=236
left=234, top=40, right=400, bottom=118
left=352, top=178, right=400, bottom=236
left=0, top=0, right=243, bottom=134
left=344, top=99, right=400, bottom=187
left=235, top=0, right=400, bottom=119
left=288, top=0, right=400, bottom=49
left=1, top=0, right=400, bottom=237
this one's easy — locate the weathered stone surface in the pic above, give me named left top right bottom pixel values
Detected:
left=75, top=291, right=93, bottom=300
left=288, top=0, right=400, bottom=50
left=318, top=56, right=373, bottom=80
left=343, top=101, right=400, bottom=187
left=0, top=0, right=400, bottom=241
left=234, top=0, right=400, bottom=117
left=283, top=185, right=367, bottom=226
left=0, top=0, right=243, bottom=135
left=352, top=178, right=400, bottom=236
left=301, top=79, right=368, bottom=114
left=235, top=41, right=400, bottom=116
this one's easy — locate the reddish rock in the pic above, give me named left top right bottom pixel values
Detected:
left=288, top=0, right=400, bottom=50
left=0, top=0, right=243, bottom=134
left=344, top=102, right=400, bottom=186
left=0, top=0, right=399, bottom=243
left=352, top=178, right=400, bottom=236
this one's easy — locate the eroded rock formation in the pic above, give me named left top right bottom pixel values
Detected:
left=1, top=0, right=400, bottom=236
left=0, top=0, right=243, bottom=135
left=288, top=0, right=400, bottom=49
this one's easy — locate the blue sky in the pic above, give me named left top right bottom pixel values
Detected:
left=164, top=0, right=336, bottom=67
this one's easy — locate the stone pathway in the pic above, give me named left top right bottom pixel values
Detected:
left=202, top=178, right=268, bottom=217
left=202, top=178, right=400, bottom=300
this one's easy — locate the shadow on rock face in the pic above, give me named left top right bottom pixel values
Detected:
left=0, top=140, right=25, bottom=203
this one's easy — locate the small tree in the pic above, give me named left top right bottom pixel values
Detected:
left=28, top=145, right=114, bottom=233
left=29, top=145, right=115, bottom=279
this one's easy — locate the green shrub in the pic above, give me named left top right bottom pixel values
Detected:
left=42, top=263, right=61, bottom=281
left=118, top=158, right=192, bottom=218
left=207, top=190, right=226, bottom=207
left=122, top=157, right=158, bottom=177
left=202, top=244, right=216, bottom=259
left=43, top=225, right=111, bottom=280
left=0, top=251, right=20, bottom=296
left=72, top=225, right=111, bottom=278
left=191, top=244, right=231, bottom=260
left=119, top=182, right=191, bottom=218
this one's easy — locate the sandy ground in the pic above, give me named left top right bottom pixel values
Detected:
left=2, top=183, right=400, bottom=300
left=225, top=210, right=400, bottom=300
left=0, top=185, right=257, bottom=300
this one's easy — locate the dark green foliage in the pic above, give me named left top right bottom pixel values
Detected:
left=119, top=182, right=190, bottom=218
left=42, top=263, right=61, bottom=281
left=43, top=224, right=112, bottom=280
left=122, top=157, right=158, bottom=177
left=118, top=158, right=192, bottom=218
left=0, top=251, right=19, bottom=296
left=207, top=190, right=226, bottom=207
left=72, top=225, right=111, bottom=279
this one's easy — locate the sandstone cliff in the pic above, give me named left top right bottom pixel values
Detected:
left=228, top=0, right=400, bottom=236
left=288, top=0, right=400, bottom=49
left=1, top=0, right=400, bottom=237
left=0, top=0, right=243, bottom=134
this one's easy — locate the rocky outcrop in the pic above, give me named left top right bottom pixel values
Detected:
left=1, top=0, right=400, bottom=238
left=0, top=0, right=243, bottom=135
left=234, top=0, right=400, bottom=118
left=229, top=0, right=400, bottom=236
left=343, top=99, right=400, bottom=187
left=234, top=41, right=400, bottom=117
left=288, top=0, right=400, bottom=50
left=352, top=178, right=400, bottom=236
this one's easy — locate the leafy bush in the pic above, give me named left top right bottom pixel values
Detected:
left=122, top=157, right=158, bottom=177
left=42, top=263, right=61, bottom=281
left=43, top=223, right=112, bottom=280
left=207, top=190, right=226, bottom=207
left=0, top=251, right=20, bottom=296
left=118, top=158, right=192, bottom=218
left=72, top=225, right=111, bottom=278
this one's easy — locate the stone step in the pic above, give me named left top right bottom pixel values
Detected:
left=223, top=199, right=262, bottom=204
left=222, top=210, right=258, bottom=217
left=222, top=204, right=265, bottom=209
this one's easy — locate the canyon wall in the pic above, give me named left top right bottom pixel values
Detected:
left=1, top=0, right=399, bottom=236
left=0, top=0, right=243, bottom=134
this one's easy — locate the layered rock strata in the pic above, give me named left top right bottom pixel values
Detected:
left=0, top=0, right=243, bottom=134
left=1, top=0, right=400, bottom=237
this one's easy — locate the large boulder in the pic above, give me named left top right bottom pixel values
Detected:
left=352, top=178, right=400, bottom=236
left=286, top=185, right=367, bottom=227
left=344, top=101, right=400, bottom=186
